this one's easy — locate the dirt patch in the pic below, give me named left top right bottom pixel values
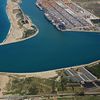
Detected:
left=0, top=75, right=9, bottom=96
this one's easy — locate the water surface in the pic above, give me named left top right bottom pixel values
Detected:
left=0, top=0, right=10, bottom=42
left=0, top=0, right=100, bottom=72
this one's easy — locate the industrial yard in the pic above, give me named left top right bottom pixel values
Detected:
left=36, top=0, right=100, bottom=32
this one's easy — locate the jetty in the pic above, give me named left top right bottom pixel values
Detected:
left=0, top=0, right=39, bottom=46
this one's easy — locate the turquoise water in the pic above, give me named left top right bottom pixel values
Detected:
left=0, top=0, right=100, bottom=72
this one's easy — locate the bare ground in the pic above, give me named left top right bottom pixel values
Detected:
left=72, top=0, right=100, bottom=17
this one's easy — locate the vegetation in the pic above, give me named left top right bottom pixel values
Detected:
left=22, top=28, right=37, bottom=38
left=11, top=0, right=17, bottom=2
left=76, top=95, right=100, bottom=100
left=4, top=66, right=100, bottom=99
left=5, top=71, right=83, bottom=96
left=85, top=63, right=100, bottom=78
left=5, top=77, right=56, bottom=95
left=56, top=95, right=100, bottom=100
left=17, top=19, right=23, bottom=28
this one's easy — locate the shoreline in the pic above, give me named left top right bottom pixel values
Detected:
left=0, top=0, right=39, bottom=46
left=0, top=60, right=100, bottom=79
left=36, top=0, right=100, bottom=32
left=0, top=25, right=39, bottom=46
left=0, top=60, right=100, bottom=97
left=0, top=1, right=99, bottom=76
left=36, top=2, right=100, bottom=33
